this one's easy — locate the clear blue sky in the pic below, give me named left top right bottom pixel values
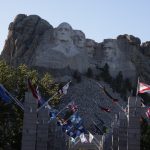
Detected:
left=0, top=0, right=150, bottom=53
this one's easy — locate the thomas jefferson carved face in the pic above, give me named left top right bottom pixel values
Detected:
left=73, top=30, right=85, bottom=48
left=56, top=22, right=72, bottom=42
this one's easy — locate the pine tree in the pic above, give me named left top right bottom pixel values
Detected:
left=86, top=67, right=93, bottom=78
left=100, top=63, right=112, bottom=83
left=73, top=70, right=81, bottom=83
left=0, top=60, right=58, bottom=149
left=115, top=71, right=123, bottom=93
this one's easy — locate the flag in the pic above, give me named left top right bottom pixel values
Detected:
left=28, top=79, right=38, bottom=99
left=79, top=133, right=88, bottom=143
left=67, top=129, right=78, bottom=139
left=57, top=116, right=67, bottom=126
left=89, top=132, right=94, bottom=143
left=70, top=113, right=82, bottom=125
left=28, top=79, right=44, bottom=106
left=77, top=125, right=86, bottom=133
left=138, top=82, right=150, bottom=94
left=35, top=86, right=45, bottom=106
left=70, top=137, right=76, bottom=143
left=99, top=105, right=111, bottom=113
left=57, top=102, right=78, bottom=124
left=66, top=125, right=82, bottom=138
left=67, top=101, right=78, bottom=112
left=49, top=109, right=58, bottom=119
left=62, top=121, right=73, bottom=132
left=58, top=81, right=71, bottom=95
left=0, top=84, right=12, bottom=103
left=146, top=108, right=150, bottom=119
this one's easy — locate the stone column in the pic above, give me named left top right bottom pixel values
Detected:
left=21, top=92, right=37, bottom=150
left=47, top=120, right=67, bottom=150
left=127, top=96, right=141, bottom=150
left=118, top=111, right=127, bottom=150
left=36, top=108, right=49, bottom=150
left=112, top=114, right=119, bottom=150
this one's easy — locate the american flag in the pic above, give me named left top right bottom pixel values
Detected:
left=138, top=82, right=150, bottom=94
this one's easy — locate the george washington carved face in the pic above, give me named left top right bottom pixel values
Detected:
left=55, top=22, right=73, bottom=42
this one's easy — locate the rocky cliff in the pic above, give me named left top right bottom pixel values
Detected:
left=1, top=14, right=150, bottom=133
left=94, top=35, right=150, bottom=82
left=1, top=14, right=150, bottom=83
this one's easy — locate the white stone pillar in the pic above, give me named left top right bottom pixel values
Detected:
left=112, top=114, right=119, bottom=150
left=21, top=92, right=37, bottom=150
left=118, top=111, right=127, bottom=150
left=127, top=96, right=141, bottom=150
left=36, top=108, right=49, bottom=150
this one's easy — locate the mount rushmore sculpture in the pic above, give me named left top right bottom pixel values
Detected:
left=32, top=22, right=90, bottom=73
left=1, top=14, right=150, bottom=82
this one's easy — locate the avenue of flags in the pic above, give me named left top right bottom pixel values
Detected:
left=48, top=102, right=88, bottom=142
left=27, top=79, right=97, bottom=143
left=27, top=79, right=94, bottom=143
left=1, top=77, right=150, bottom=145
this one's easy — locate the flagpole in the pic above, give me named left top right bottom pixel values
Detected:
left=1, top=85, right=24, bottom=111
left=37, top=81, right=71, bottom=112
left=134, top=77, right=139, bottom=112
left=136, top=77, right=140, bottom=97
left=48, top=101, right=74, bottom=124
left=92, top=120, right=104, bottom=133
left=92, top=140, right=101, bottom=149
left=8, top=93, right=24, bottom=111
left=115, top=101, right=127, bottom=113
left=95, top=81, right=104, bottom=89
left=95, top=82, right=127, bottom=114
left=93, top=140, right=102, bottom=150
left=37, top=92, right=58, bottom=112
left=88, top=130, right=100, bottom=145
left=61, top=109, right=78, bottom=125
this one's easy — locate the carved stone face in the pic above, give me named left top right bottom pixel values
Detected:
left=56, top=22, right=72, bottom=42
left=86, top=39, right=96, bottom=48
left=73, top=30, right=85, bottom=48
left=85, top=39, right=96, bottom=57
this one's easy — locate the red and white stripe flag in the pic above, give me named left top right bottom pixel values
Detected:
left=146, top=108, right=150, bottom=119
left=58, top=81, right=71, bottom=95
left=138, top=82, right=150, bottom=94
